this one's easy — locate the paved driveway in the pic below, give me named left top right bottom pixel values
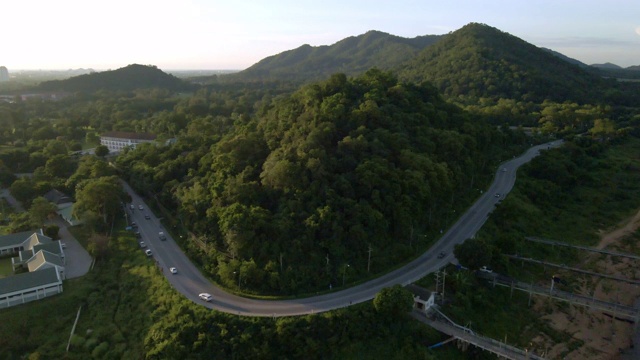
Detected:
left=52, top=217, right=92, bottom=279
left=0, top=188, right=24, bottom=212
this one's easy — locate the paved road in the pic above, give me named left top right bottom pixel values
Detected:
left=124, top=141, right=562, bottom=316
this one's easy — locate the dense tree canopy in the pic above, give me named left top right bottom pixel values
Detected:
left=116, top=69, right=523, bottom=294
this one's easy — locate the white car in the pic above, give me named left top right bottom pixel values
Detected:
left=479, top=266, right=493, bottom=273
left=145, top=249, right=152, bottom=256
left=169, top=267, right=177, bottom=274
left=138, top=205, right=144, bottom=210
left=199, top=293, right=212, bottom=302
left=139, top=241, right=146, bottom=248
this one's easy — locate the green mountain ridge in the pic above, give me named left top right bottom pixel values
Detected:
left=232, top=30, right=442, bottom=82
left=37, top=64, right=191, bottom=93
left=397, top=22, right=609, bottom=102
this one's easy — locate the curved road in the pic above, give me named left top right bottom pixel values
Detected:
left=124, top=141, right=562, bottom=317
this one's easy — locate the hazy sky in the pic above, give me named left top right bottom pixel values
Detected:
left=3, top=0, right=639, bottom=70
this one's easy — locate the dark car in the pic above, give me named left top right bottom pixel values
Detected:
left=437, top=251, right=446, bottom=259
left=145, top=214, right=151, bottom=220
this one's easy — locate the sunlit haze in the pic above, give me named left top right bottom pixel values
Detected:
left=3, top=0, right=640, bottom=71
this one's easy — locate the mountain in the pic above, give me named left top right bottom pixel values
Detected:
left=38, top=64, right=191, bottom=92
left=627, top=65, right=640, bottom=71
left=591, top=62, right=622, bottom=70
left=397, top=23, right=609, bottom=102
left=541, top=48, right=589, bottom=68
left=230, top=30, right=442, bottom=82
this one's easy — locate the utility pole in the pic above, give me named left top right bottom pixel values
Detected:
left=367, top=244, right=372, bottom=273
left=343, top=264, right=350, bottom=286
left=326, top=254, right=330, bottom=274
left=442, top=269, right=447, bottom=301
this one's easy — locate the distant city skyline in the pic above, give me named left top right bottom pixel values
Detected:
left=3, top=0, right=639, bottom=71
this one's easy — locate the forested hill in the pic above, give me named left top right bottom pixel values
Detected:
left=139, top=70, right=526, bottom=294
left=38, top=64, right=191, bottom=92
left=229, top=30, right=442, bottom=82
left=397, top=23, right=610, bottom=103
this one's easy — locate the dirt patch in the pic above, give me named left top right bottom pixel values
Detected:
left=597, top=209, right=640, bottom=250
left=531, top=209, right=640, bottom=359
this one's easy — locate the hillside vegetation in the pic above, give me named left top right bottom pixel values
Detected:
left=397, top=23, right=610, bottom=103
left=229, top=30, right=442, bottom=83
left=37, top=64, right=191, bottom=93
left=116, top=69, right=528, bottom=294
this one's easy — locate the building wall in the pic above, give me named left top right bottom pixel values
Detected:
left=0, top=282, right=63, bottom=309
left=100, top=136, right=154, bottom=153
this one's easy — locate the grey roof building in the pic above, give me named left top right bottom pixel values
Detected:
left=0, top=231, right=66, bottom=308
left=0, top=268, right=63, bottom=309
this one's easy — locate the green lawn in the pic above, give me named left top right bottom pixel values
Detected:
left=0, top=257, right=13, bottom=278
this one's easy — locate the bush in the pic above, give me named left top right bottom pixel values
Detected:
left=69, top=334, right=86, bottom=348
left=91, top=341, right=110, bottom=358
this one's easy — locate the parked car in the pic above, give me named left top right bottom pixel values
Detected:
left=144, top=214, right=151, bottom=220
left=479, top=266, right=493, bottom=273
left=145, top=249, right=153, bottom=256
left=139, top=241, right=146, bottom=248
left=130, top=204, right=134, bottom=210
left=199, top=293, right=212, bottom=302
left=159, top=231, right=166, bottom=241
left=138, top=205, right=144, bottom=210
left=169, top=267, right=178, bottom=274
left=135, top=232, right=141, bottom=238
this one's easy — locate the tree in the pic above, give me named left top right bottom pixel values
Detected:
left=28, top=196, right=57, bottom=227
left=95, top=145, right=109, bottom=157
left=453, top=238, right=492, bottom=270
left=87, top=233, right=110, bottom=260
left=373, top=284, right=414, bottom=319
left=44, top=224, right=60, bottom=240
left=9, top=177, right=36, bottom=206
left=74, top=176, right=126, bottom=228
left=85, top=132, right=100, bottom=145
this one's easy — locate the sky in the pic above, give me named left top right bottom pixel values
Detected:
left=3, top=0, right=640, bottom=71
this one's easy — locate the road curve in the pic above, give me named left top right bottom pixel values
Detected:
left=123, top=140, right=562, bottom=317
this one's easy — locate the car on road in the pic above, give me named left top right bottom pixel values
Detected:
left=60, top=242, right=67, bottom=249
left=145, top=214, right=151, bottom=220
left=138, top=205, right=144, bottom=210
left=159, top=231, right=166, bottom=241
left=199, top=293, right=212, bottom=302
left=130, top=204, right=134, bottom=210
left=139, top=241, right=146, bottom=248
left=135, top=231, right=141, bottom=238
left=502, top=168, right=507, bottom=172
left=145, top=249, right=153, bottom=256
left=169, top=267, right=177, bottom=274
left=437, top=251, right=446, bottom=259
left=494, top=193, right=500, bottom=198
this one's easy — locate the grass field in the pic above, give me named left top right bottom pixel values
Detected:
left=0, top=257, right=12, bottom=278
